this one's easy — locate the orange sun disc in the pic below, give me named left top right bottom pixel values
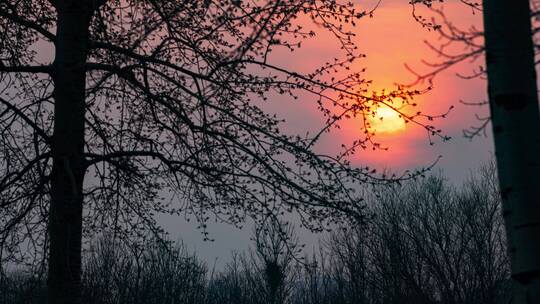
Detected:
left=368, top=106, right=406, bottom=134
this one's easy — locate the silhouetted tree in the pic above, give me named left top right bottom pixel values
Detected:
left=0, top=1, right=444, bottom=303
left=207, top=252, right=255, bottom=304
left=81, top=234, right=207, bottom=304
left=321, top=165, right=509, bottom=304
left=323, top=224, right=371, bottom=304
left=253, top=220, right=302, bottom=304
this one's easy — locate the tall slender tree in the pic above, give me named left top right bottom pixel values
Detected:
left=47, top=2, right=96, bottom=303
left=482, top=0, right=540, bottom=302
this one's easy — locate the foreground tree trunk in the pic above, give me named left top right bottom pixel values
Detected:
left=482, top=0, right=540, bottom=302
left=47, top=2, right=93, bottom=304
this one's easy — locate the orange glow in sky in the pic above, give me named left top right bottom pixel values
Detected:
left=267, top=1, right=487, bottom=174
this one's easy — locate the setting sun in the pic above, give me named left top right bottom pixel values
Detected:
left=368, top=105, right=406, bottom=134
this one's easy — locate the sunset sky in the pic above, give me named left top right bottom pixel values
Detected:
left=166, top=0, right=495, bottom=266
left=8, top=2, right=540, bottom=301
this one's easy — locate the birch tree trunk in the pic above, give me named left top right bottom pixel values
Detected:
left=47, top=2, right=93, bottom=304
left=482, top=0, right=540, bottom=302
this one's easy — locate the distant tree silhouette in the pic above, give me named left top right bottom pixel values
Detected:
left=322, top=165, right=509, bottom=304
left=253, top=220, right=302, bottom=304
left=207, top=252, right=256, bottom=304
left=81, top=234, right=207, bottom=304
left=0, top=1, right=448, bottom=303
left=0, top=166, right=510, bottom=304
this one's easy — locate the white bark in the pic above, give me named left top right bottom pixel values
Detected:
left=482, top=0, right=540, bottom=302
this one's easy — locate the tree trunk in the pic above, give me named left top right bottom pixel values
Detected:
left=47, top=3, right=92, bottom=304
left=482, top=0, right=540, bottom=302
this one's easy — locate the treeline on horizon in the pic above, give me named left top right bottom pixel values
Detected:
left=0, top=165, right=510, bottom=304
